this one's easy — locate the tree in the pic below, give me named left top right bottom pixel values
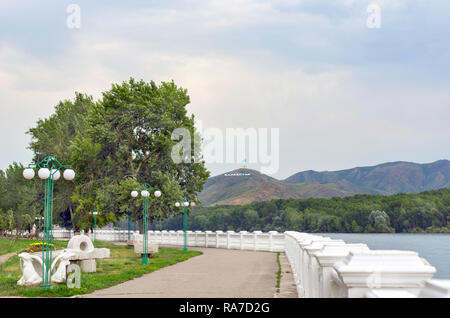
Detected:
left=6, top=209, right=15, bottom=235
left=244, top=209, right=259, bottom=230
left=138, top=189, right=450, bottom=233
left=27, top=93, right=94, bottom=228
left=70, top=78, right=209, bottom=231
left=368, top=210, right=394, bottom=233
left=351, top=220, right=361, bottom=233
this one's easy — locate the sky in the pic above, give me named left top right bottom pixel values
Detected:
left=0, top=0, right=449, bottom=179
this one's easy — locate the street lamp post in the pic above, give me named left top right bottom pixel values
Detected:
left=23, top=156, right=75, bottom=289
left=131, top=183, right=162, bottom=265
left=127, top=211, right=132, bottom=248
left=175, top=198, right=195, bottom=252
left=91, top=210, right=98, bottom=242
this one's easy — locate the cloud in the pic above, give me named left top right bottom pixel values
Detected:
left=0, top=0, right=449, bottom=179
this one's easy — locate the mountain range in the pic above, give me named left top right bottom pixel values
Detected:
left=198, top=160, right=450, bottom=206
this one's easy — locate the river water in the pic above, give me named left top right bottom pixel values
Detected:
left=316, top=233, right=450, bottom=279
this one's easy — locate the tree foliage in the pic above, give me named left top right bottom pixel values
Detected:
left=151, top=188, right=450, bottom=233
left=1, top=78, right=209, bottom=233
left=70, top=79, right=209, bottom=231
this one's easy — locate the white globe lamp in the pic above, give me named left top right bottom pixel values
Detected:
left=51, top=169, right=61, bottom=181
left=38, top=168, right=50, bottom=180
left=63, top=169, right=75, bottom=181
left=190, top=202, right=196, bottom=207
left=23, top=168, right=35, bottom=180
left=141, top=190, right=150, bottom=197
left=154, top=190, right=162, bottom=198
left=131, top=191, right=138, bottom=198
left=175, top=202, right=180, bottom=207
left=183, top=201, right=189, bottom=207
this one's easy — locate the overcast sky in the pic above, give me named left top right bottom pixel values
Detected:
left=0, top=0, right=449, bottom=179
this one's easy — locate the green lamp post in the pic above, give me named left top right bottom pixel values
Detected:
left=23, top=156, right=75, bottom=289
left=175, top=198, right=195, bottom=252
left=127, top=211, right=132, bottom=248
left=91, top=210, right=98, bottom=242
left=131, top=184, right=162, bottom=265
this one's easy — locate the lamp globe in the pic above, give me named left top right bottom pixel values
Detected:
left=23, top=168, right=35, bottom=180
left=38, top=168, right=50, bottom=180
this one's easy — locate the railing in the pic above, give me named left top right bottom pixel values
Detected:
left=50, top=229, right=285, bottom=252
left=144, top=230, right=285, bottom=252
left=283, top=231, right=440, bottom=298
left=44, top=228, right=449, bottom=298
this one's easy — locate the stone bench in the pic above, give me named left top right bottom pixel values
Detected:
left=17, top=234, right=110, bottom=286
left=65, top=234, right=110, bottom=272
left=133, top=234, right=159, bottom=256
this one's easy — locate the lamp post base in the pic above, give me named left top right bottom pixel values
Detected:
left=40, top=285, right=53, bottom=290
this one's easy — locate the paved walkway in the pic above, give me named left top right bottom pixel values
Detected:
left=0, top=252, right=16, bottom=265
left=84, top=247, right=278, bottom=298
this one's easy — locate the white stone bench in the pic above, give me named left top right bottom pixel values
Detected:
left=65, top=234, right=110, bottom=272
left=17, top=234, right=110, bottom=286
left=133, top=234, right=159, bottom=256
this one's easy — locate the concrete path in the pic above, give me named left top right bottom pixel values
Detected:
left=0, top=252, right=16, bottom=266
left=84, top=247, right=278, bottom=298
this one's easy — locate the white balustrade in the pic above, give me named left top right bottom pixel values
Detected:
left=228, top=231, right=241, bottom=249
left=314, top=243, right=369, bottom=298
left=332, top=250, right=436, bottom=298
left=217, top=231, right=227, bottom=248
left=418, top=279, right=450, bottom=298
left=185, top=231, right=194, bottom=246
left=304, top=240, right=345, bottom=297
left=205, top=231, right=216, bottom=247
left=297, top=236, right=332, bottom=296
left=42, top=228, right=446, bottom=298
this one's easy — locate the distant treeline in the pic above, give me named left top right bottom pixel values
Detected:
left=150, top=188, right=450, bottom=233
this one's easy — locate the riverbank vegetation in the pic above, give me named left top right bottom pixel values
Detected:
left=150, top=188, right=450, bottom=233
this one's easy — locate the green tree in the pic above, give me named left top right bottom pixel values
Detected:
left=351, top=220, right=361, bottom=232
left=368, top=210, right=394, bottom=233
left=244, top=209, right=259, bottom=230
left=70, top=78, right=209, bottom=231
left=6, top=209, right=15, bottom=234
left=27, top=93, right=94, bottom=228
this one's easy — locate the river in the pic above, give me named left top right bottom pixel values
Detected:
left=317, top=233, right=450, bottom=279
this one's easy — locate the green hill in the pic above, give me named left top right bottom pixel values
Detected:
left=198, top=160, right=450, bottom=206
left=284, top=160, right=450, bottom=194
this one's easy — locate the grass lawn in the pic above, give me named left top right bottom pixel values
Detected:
left=0, top=237, right=68, bottom=256
left=0, top=238, right=202, bottom=297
